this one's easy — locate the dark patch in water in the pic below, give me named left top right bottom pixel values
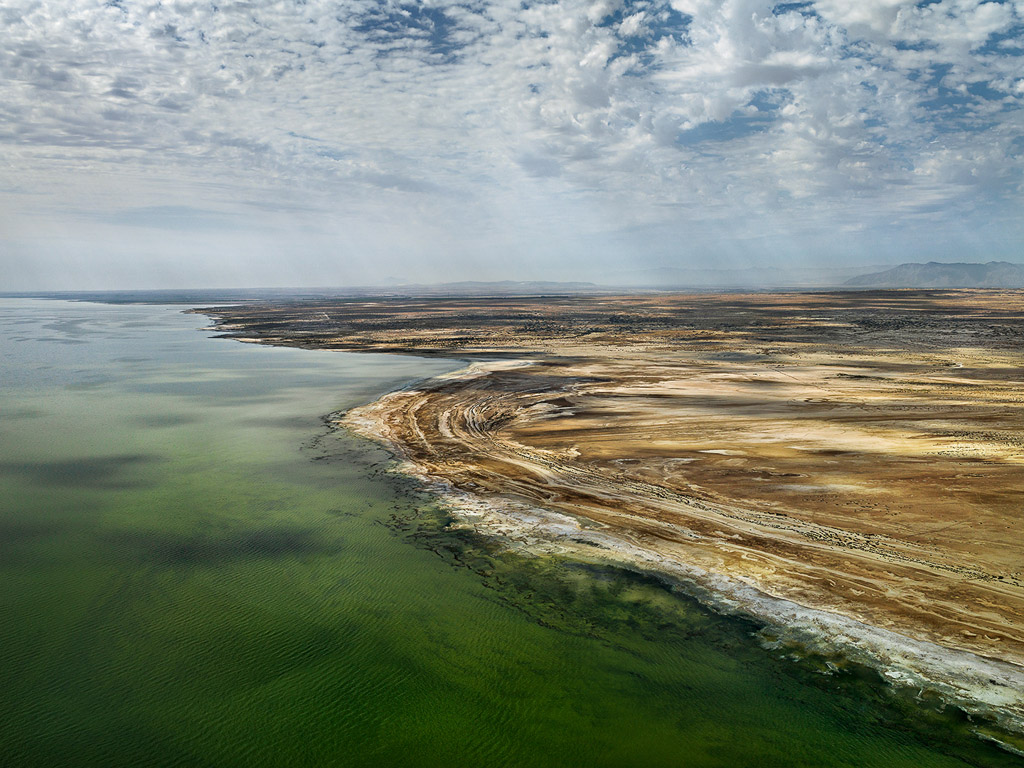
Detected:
left=65, top=378, right=113, bottom=391
left=0, top=519, right=66, bottom=549
left=3, top=406, right=45, bottom=420
left=325, top=507, right=359, bottom=518
left=134, top=413, right=200, bottom=428
left=35, top=337, right=89, bottom=345
left=107, top=525, right=341, bottom=565
left=243, top=414, right=313, bottom=430
left=0, top=454, right=159, bottom=489
left=133, top=380, right=288, bottom=404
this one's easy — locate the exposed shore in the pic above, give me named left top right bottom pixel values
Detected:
left=340, top=360, right=1024, bottom=737
left=196, top=290, right=1024, bottom=736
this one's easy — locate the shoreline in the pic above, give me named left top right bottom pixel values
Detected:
left=341, top=360, right=1024, bottom=740
left=192, top=291, right=1024, bottom=746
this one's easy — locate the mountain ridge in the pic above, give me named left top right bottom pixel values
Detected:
left=845, top=261, right=1024, bottom=288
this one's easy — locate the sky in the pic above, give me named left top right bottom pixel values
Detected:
left=2, top=0, right=1023, bottom=289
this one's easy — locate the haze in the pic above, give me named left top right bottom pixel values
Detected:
left=2, top=0, right=1023, bottom=290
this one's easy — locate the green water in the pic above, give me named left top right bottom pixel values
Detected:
left=0, top=299, right=1020, bottom=767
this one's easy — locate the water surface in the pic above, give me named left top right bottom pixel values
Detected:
left=0, top=299, right=1018, bottom=767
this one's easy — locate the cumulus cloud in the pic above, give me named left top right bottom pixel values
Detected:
left=0, top=0, right=1021, bottom=288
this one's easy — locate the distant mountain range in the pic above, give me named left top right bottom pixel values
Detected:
left=844, top=261, right=1024, bottom=288
left=600, top=265, right=889, bottom=288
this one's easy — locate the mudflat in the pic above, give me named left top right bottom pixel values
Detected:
left=200, top=290, right=1024, bottom=698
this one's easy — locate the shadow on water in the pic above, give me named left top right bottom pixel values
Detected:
left=132, top=413, right=202, bottom=429
left=0, top=455, right=160, bottom=489
left=2, top=406, right=46, bottom=420
left=0, top=519, right=70, bottom=549
left=104, top=525, right=343, bottom=566
left=32, top=337, right=89, bottom=345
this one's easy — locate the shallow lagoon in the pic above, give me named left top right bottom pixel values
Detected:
left=0, top=299, right=1019, bottom=767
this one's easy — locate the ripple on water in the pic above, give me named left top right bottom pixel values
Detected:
left=1, top=300, right=1022, bottom=767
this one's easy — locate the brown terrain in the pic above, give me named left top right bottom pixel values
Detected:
left=199, top=290, right=1024, bottom=681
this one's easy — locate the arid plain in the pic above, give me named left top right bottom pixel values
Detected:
left=201, top=290, right=1024, bottom=718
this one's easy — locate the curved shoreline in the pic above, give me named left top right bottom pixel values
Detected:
left=341, top=360, right=1024, bottom=739
left=195, top=291, right=1024, bottom=744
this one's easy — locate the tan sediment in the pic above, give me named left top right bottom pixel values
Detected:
left=199, top=290, right=1024, bottom=732
left=340, top=357, right=1024, bottom=733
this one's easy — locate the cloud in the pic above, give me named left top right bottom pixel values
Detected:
left=0, top=0, right=1022, bottom=288
left=93, top=205, right=243, bottom=231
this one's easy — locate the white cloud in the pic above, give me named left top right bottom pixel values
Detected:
left=0, top=0, right=1022, bottom=288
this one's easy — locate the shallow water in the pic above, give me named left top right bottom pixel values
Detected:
left=0, top=299, right=1019, bottom=767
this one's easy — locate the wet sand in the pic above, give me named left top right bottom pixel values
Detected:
left=199, top=290, right=1024, bottom=731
